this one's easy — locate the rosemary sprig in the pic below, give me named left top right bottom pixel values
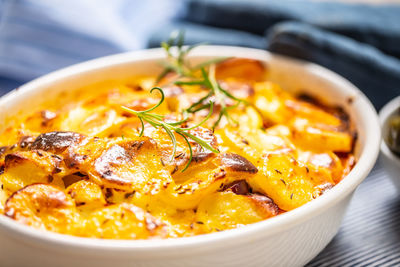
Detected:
left=177, top=65, right=247, bottom=129
left=156, top=30, right=229, bottom=84
left=157, top=30, right=248, bottom=129
left=121, top=87, right=219, bottom=172
left=157, top=31, right=193, bottom=80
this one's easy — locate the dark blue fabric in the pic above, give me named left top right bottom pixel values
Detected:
left=182, top=0, right=400, bottom=58
left=148, top=0, right=400, bottom=109
left=147, top=21, right=266, bottom=49
left=0, top=77, right=21, bottom=96
left=267, top=22, right=400, bottom=109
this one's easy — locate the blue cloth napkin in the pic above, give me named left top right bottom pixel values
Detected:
left=182, top=0, right=400, bottom=58
left=149, top=0, right=400, bottom=109
left=147, top=21, right=266, bottom=49
left=267, top=22, right=400, bottom=109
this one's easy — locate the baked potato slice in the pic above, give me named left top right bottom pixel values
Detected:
left=66, top=180, right=106, bottom=210
left=195, top=191, right=278, bottom=233
left=81, top=203, right=167, bottom=239
left=62, top=136, right=108, bottom=171
left=215, top=126, right=294, bottom=164
left=57, top=106, right=123, bottom=137
left=4, top=184, right=77, bottom=233
left=248, top=153, right=334, bottom=211
left=297, top=150, right=344, bottom=183
left=285, top=99, right=343, bottom=127
left=253, top=82, right=293, bottom=125
left=291, top=118, right=353, bottom=152
left=164, top=153, right=259, bottom=210
left=1, top=150, right=65, bottom=192
left=216, top=58, right=266, bottom=82
left=89, top=137, right=174, bottom=192
left=31, top=131, right=85, bottom=154
left=226, top=106, right=264, bottom=132
left=23, top=110, right=58, bottom=133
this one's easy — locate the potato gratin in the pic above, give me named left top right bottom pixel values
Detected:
left=0, top=57, right=356, bottom=240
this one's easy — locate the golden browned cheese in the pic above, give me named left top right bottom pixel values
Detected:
left=0, top=58, right=356, bottom=239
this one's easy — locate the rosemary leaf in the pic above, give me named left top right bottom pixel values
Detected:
left=121, top=87, right=218, bottom=172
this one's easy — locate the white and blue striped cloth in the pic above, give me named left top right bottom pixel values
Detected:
left=0, top=0, right=181, bottom=93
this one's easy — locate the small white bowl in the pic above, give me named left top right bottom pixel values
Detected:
left=0, top=46, right=381, bottom=267
left=379, top=95, right=400, bottom=190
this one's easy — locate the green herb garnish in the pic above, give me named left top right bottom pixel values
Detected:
left=157, top=31, right=247, bottom=129
left=156, top=30, right=230, bottom=84
left=156, top=31, right=193, bottom=82
left=121, top=87, right=219, bottom=172
left=178, top=65, right=247, bottom=129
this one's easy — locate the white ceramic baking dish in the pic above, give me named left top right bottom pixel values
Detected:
left=0, top=46, right=380, bottom=267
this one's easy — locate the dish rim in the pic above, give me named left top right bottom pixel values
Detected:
left=0, top=46, right=381, bottom=252
left=379, top=95, right=400, bottom=166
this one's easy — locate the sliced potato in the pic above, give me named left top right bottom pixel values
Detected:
left=1, top=151, right=65, bottom=192
left=31, top=131, right=85, bottom=154
left=23, top=110, right=58, bottom=133
left=297, top=150, right=344, bottom=183
left=4, top=184, right=77, bottom=233
left=164, top=153, right=258, bottom=210
left=89, top=137, right=174, bottom=193
left=81, top=203, right=167, bottom=239
left=248, top=153, right=333, bottom=211
left=216, top=58, right=266, bottom=82
left=291, top=118, right=353, bottom=152
left=66, top=180, right=106, bottom=210
left=57, top=106, right=123, bottom=137
left=229, top=106, right=263, bottom=131
left=62, top=136, right=108, bottom=171
left=253, top=82, right=293, bottom=125
left=196, top=191, right=278, bottom=232
left=215, top=126, right=293, bottom=164
left=286, top=99, right=342, bottom=126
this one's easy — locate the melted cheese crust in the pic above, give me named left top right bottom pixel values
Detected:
left=0, top=58, right=356, bottom=239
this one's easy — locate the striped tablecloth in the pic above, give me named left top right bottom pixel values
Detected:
left=308, top=158, right=400, bottom=267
